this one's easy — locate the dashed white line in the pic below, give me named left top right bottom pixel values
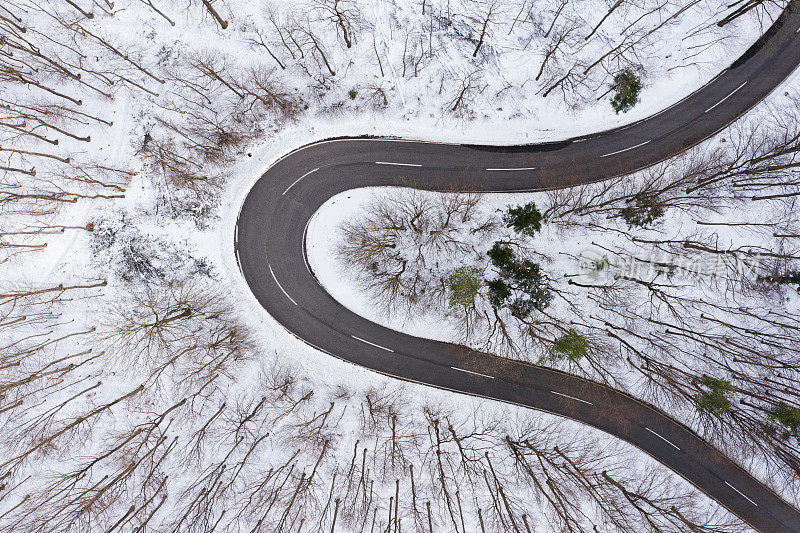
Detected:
left=451, top=366, right=495, bottom=379
left=725, top=481, right=759, bottom=507
left=600, top=140, right=651, bottom=158
left=269, top=264, right=298, bottom=306
left=705, top=81, right=747, bottom=113
left=283, top=167, right=319, bottom=196
left=645, top=427, right=682, bottom=451
left=550, top=390, right=593, bottom=405
left=375, top=161, right=422, bottom=167
left=485, top=167, right=536, bottom=171
left=351, top=335, right=395, bottom=352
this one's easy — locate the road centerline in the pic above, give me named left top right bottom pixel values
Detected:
left=283, top=167, right=320, bottom=196
left=725, top=481, right=759, bottom=507
left=486, top=166, right=536, bottom=171
left=351, top=335, right=395, bottom=352
left=550, top=390, right=593, bottom=405
left=375, top=161, right=422, bottom=167
left=600, top=140, right=651, bottom=158
left=269, top=264, right=298, bottom=306
left=645, top=427, right=682, bottom=451
left=451, top=366, right=495, bottom=379
left=705, top=81, right=748, bottom=113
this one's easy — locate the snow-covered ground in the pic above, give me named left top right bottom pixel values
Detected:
left=1, top=0, right=795, bottom=530
left=306, top=87, right=800, bottom=350
left=306, top=75, right=800, bottom=506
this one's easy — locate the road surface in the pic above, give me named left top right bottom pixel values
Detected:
left=236, top=4, right=800, bottom=531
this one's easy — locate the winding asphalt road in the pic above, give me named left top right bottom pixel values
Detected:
left=236, top=4, right=800, bottom=532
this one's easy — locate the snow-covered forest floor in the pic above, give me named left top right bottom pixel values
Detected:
left=1, top=0, right=795, bottom=531
left=310, top=82, right=800, bottom=507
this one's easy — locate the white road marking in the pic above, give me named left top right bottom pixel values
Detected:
left=550, top=391, right=593, bottom=405
left=269, top=264, right=298, bottom=306
left=725, top=481, right=759, bottom=507
left=451, top=366, right=495, bottom=379
left=486, top=167, right=536, bottom=171
left=375, top=161, right=422, bottom=167
left=600, top=140, right=651, bottom=158
left=235, top=247, right=243, bottom=276
left=317, top=137, right=461, bottom=148
left=302, top=218, right=313, bottom=276
left=351, top=335, right=395, bottom=352
left=572, top=138, right=587, bottom=143
left=645, top=427, right=681, bottom=451
left=283, top=167, right=319, bottom=196
left=705, top=81, right=747, bottom=113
